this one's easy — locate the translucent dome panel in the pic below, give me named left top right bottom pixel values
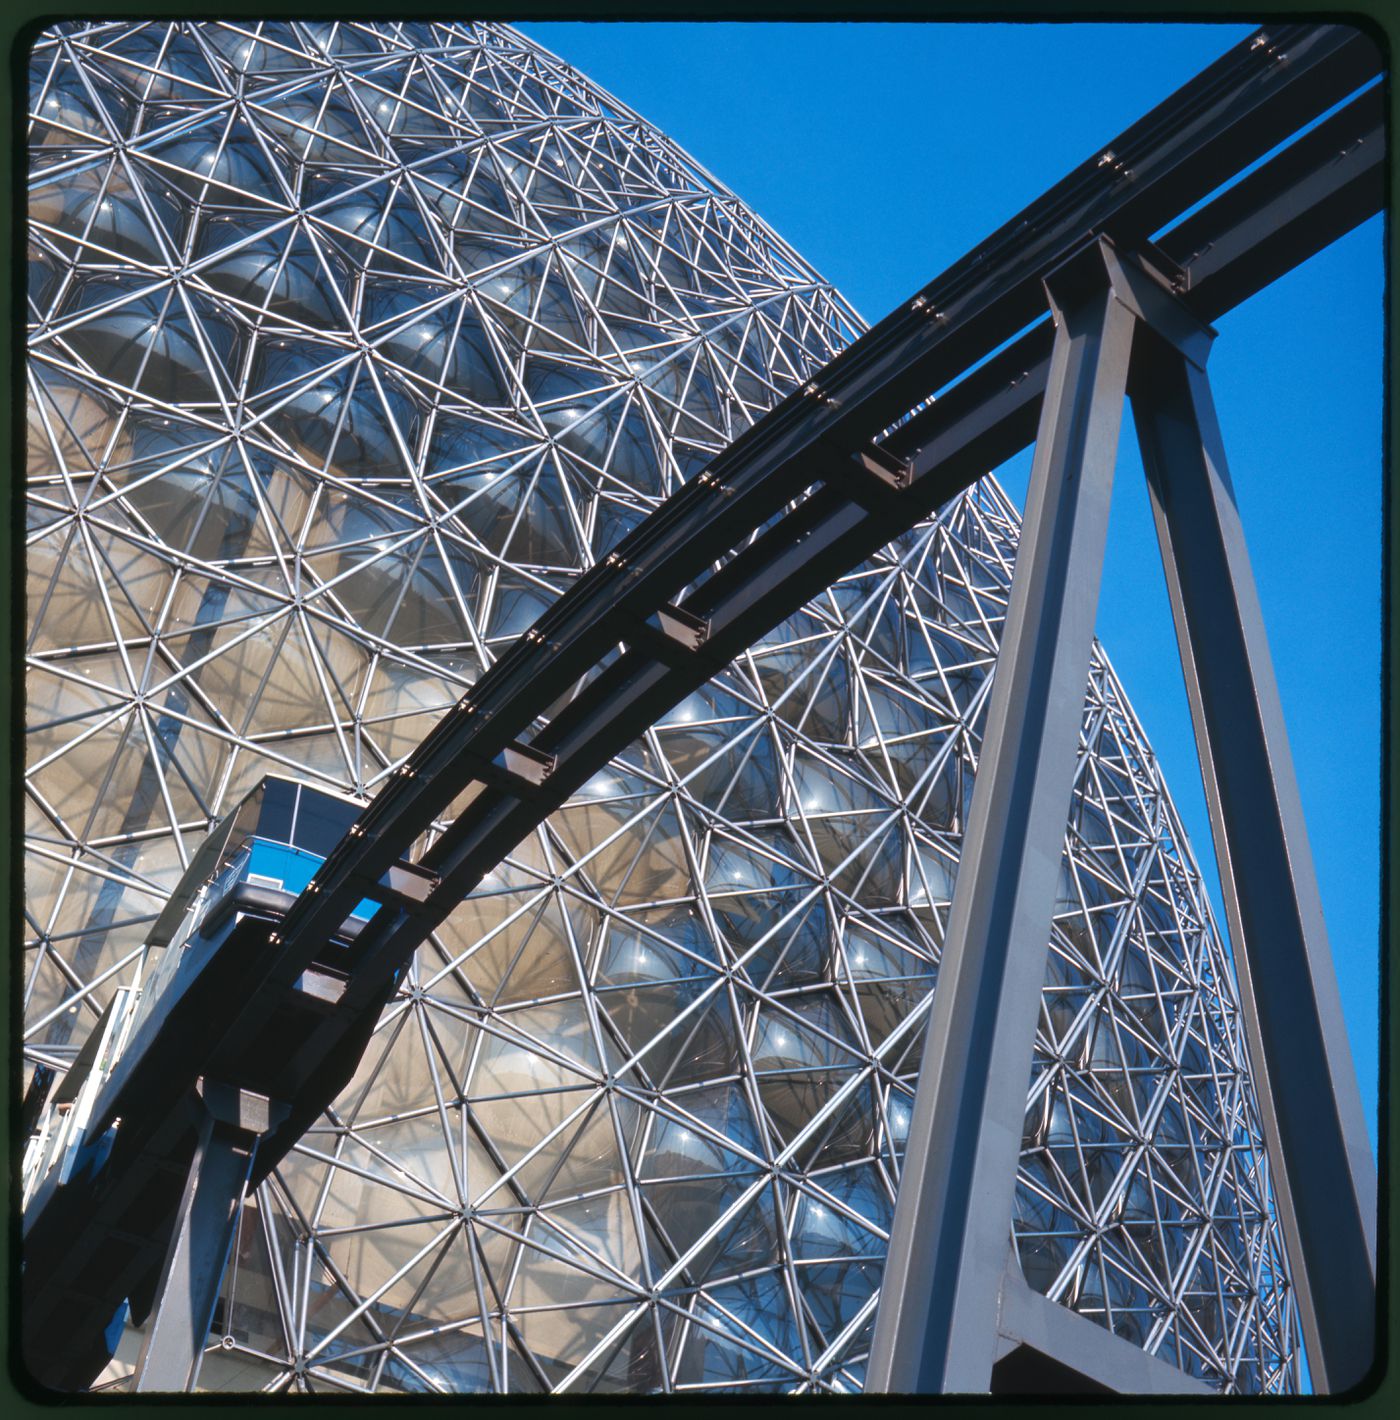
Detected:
left=25, top=19, right=1297, bottom=1395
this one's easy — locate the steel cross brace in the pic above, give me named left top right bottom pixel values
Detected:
left=992, top=1251, right=1209, bottom=1394
left=864, top=235, right=1375, bottom=1394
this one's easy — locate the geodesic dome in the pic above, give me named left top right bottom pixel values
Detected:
left=25, top=18, right=1299, bottom=1394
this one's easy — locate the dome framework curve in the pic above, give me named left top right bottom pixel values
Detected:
left=25, top=19, right=1298, bottom=1394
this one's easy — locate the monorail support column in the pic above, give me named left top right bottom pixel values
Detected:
left=866, top=238, right=1139, bottom=1393
left=131, top=1082, right=287, bottom=1393
left=1129, top=332, right=1376, bottom=1394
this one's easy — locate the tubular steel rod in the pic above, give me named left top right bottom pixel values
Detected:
left=864, top=239, right=1138, bottom=1393
left=1129, top=335, right=1377, bottom=1393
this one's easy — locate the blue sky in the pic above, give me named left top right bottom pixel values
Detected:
left=520, top=21, right=1385, bottom=1147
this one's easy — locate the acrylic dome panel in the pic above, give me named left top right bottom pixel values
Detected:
left=25, top=20, right=1297, bottom=1394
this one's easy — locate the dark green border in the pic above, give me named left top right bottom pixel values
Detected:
left=2, top=4, right=1392, bottom=1416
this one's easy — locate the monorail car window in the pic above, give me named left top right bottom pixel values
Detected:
left=290, top=789, right=360, bottom=856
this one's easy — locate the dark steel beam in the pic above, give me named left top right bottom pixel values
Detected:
left=22, top=1088, right=204, bottom=1389
left=865, top=226, right=1384, bottom=1393
left=881, top=82, right=1385, bottom=476
left=1159, top=81, right=1385, bottom=314
left=1129, top=333, right=1377, bottom=1393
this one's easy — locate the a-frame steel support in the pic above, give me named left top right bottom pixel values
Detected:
left=865, top=236, right=1375, bottom=1394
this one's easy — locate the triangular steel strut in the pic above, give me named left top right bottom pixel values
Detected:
left=864, top=236, right=1377, bottom=1396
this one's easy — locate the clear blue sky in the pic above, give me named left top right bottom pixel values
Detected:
left=520, top=21, right=1384, bottom=1148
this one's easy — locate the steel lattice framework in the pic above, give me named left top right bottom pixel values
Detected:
left=26, top=19, right=1299, bottom=1394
